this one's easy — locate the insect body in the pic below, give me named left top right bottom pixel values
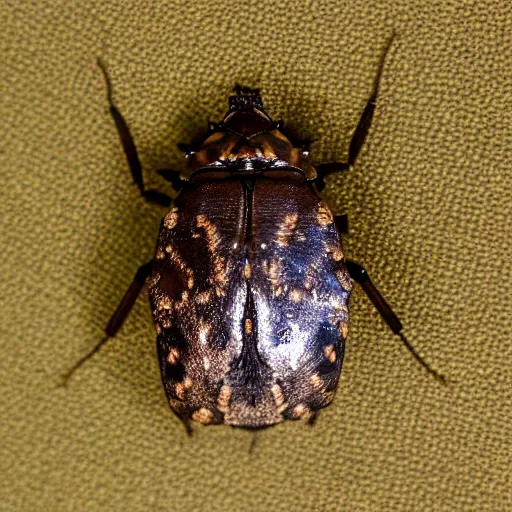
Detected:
left=63, top=48, right=445, bottom=430
left=150, top=92, right=353, bottom=426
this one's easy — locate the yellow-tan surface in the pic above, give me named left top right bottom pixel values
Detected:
left=2, top=1, right=511, bottom=511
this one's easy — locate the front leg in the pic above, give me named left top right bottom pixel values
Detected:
left=97, top=59, right=175, bottom=207
left=315, top=33, right=395, bottom=190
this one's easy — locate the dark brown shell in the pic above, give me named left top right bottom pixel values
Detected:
left=149, top=170, right=352, bottom=427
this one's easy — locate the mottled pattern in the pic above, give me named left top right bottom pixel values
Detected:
left=149, top=178, right=246, bottom=425
left=5, top=1, right=510, bottom=510
left=149, top=170, right=352, bottom=427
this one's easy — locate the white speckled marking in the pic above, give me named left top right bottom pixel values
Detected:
left=192, top=408, right=214, bottom=424
left=324, top=344, right=336, bottom=363
left=217, top=384, right=232, bottom=412
left=271, top=383, right=286, bottom=408
left=339, top=322, right=349, bottom=339
left=317, top=203, right=333, bottom=227
left=175, top=377, right=192, bottom=399
left=164, top=207, right=179, bottom=230
left=310, top=373, right=324, bottom=389
left=167, top=347, right=180, bottom=365
left=292, top=404, right=309, bottom=418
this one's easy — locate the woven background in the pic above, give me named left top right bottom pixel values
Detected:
left=2, top=1, right=511, bottom=511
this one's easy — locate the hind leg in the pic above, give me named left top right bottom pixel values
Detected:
left=61, top=261, right=154, bottom=385
left=346, top=260, right=446, bottom=384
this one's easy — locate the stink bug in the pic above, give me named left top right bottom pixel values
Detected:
left=64, top=38, right=444, bottom=430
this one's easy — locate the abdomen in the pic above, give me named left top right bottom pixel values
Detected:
left=149, top=170, right=352, bottom=427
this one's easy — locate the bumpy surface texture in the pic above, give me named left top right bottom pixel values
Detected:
left=2, top=1, right=511, bottom=511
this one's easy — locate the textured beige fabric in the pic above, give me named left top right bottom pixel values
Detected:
left=2, top=1, right=511, bottom=511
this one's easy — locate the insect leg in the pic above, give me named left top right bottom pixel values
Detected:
left=346, top=35, right=395, bottom=167
left=61, top=260, right=154, bottom=385
left=157, top=169, right=186, bottom=191
left=314, top=162, right=349, bottom=191
left=172, top=414, right=193, bottom=437
left=104, top=260, right=154, bottom=337
left=334, top=214, right=349, bottom=234
left=97, top=59, right=174, bottom=207
left=315, top=162, right=349, bottom=181
left=248, top=431, right=259, bottom=454
left=315, top=33, right=396, bottom=190
left=346, top=260, right=446, bottom=384
left=307, top=411, right=319, bottom=426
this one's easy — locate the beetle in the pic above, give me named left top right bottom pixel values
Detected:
left=64, top=39, right=444, bottom=430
